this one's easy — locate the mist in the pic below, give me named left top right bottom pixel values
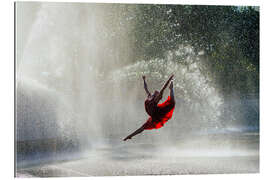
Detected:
left=16, top=2, right=259, bottom=176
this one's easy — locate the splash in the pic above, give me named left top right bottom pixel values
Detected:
left=17, top=2, right=224, bottom=149
left=110, top=45, right=224, bottom=137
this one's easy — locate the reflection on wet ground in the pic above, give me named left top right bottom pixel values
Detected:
left=16, top=133, right=259, bottom=177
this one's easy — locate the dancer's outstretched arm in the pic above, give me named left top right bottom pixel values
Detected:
left=142, top=75, right=151, bottom=97
left=123, top=124, right=145, bottom=141
left=160, top=75, right=174, bottom=96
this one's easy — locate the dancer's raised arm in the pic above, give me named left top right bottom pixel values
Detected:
left=142, top=75, right=151, bottom=97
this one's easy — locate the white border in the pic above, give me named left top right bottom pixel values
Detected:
left=1, top=0, right=268, bottom=180
left=0, top=0, right=15, bottom=179
left=14, top=0, right=261, bottom=6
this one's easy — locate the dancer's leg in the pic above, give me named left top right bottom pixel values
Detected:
left=123, top=124, right=145, bottom=141
left=156, top=81, right=175, bottom=116
left=169, top=81, right=175, bottom=103
left=160, top=74, right=174, bottom=95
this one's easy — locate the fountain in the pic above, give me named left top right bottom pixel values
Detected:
left=16, top=2, right=259, bottom=176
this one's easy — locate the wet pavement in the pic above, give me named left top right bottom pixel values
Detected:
left=16, top=133, right=259, bottom=177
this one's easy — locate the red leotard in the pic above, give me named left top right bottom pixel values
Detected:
left=143, top=96, right=175, bottom=130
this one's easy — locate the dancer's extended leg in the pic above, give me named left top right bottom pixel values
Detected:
left=123, top=124, right=145, bottom=141
left=160, top=75, right=174, bottom=95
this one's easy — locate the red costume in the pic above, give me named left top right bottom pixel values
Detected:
left=123, top=75, right=175, bottom=141
left=143, top=96, right=175, bottom=130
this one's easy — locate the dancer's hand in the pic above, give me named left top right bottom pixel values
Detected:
left=142, top=75, right=146, bottom=80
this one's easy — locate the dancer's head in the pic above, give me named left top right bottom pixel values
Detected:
left=153, top=90, right=162, bottom=103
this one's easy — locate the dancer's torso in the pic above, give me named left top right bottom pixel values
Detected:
left=144, top=97, right=158, bottom=117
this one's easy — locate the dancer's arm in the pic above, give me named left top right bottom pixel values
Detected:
left=143, top=76, right=151, bottom=97
left=160, top=75, right=174, bottom=96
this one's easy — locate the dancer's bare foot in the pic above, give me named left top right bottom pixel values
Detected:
left=123, top=136, right=131, bottom=141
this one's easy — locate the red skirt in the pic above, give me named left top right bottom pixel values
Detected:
left=143, top=96, right=175, bottom=130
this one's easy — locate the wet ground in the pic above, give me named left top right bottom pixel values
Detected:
left=16, top=133, right=259, bottom=177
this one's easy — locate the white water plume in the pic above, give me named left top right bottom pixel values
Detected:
left=17, top=2, right=225, bottom=149
left=108, top=45, right=224, bottom=143
left=16, top=3, right=259, bottom=176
